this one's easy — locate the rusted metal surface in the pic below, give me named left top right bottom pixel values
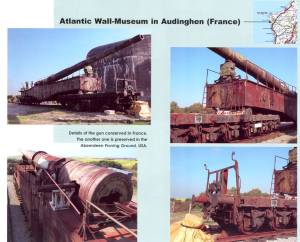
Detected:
left=87, top=35, right=151, bottom=103
left=21, top=150, right=133, bottom=207
left=22, top=76, right=100, bottom=102
left=171, top=111, right=280, bottom=126
left=206, top=79, right=297, bottom=122
left=273, top=148, right=297, bottom=196
left=19, top=35, right=148, bottom=112
left=171, top=48, right=297, bottom=143
left=171, top=111, right=280, bottom=143
left=58, top=160, right=133, bottom=207
left=86, top=200, right=137, bottom=238
left=208, top=48, right=295, bottom=95
left=14, top=150, right=136, bottom=242
left=288, top=147, right=297, bottom=163
left=192, top=152, right=297, bottom=234
left=274, top=170, right=297, bottom=195
left=44, top=169, right=81, bottom=215
left=231, top=125, right=296, bottom=143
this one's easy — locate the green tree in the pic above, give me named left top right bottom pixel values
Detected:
left=170, top=101, right=204, bottom=113
left=170, top=101, right=182, bottom=113
left=184, top=102, right=203, bottom=113
left=243, top=188, right=268, bottom=196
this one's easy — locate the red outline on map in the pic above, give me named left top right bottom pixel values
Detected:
left=271, top=0, right=297, bottom=44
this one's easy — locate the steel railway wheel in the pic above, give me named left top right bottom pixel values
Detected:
left=274, top=210, right=294, bottom=229
left=238, top=211, right=253, bottom=234
left=242, top=123, right=251, bottom=138
left=220, top=124, right=232, bottom=142
left=170, top=128, right=189, bottom=143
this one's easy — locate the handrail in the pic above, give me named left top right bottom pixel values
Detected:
left=86, top=200, right=137, bottom=238
left=44, top=170, right=81, bottom=215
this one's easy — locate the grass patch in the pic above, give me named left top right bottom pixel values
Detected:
left=75, top=157, right=137, bottom=190
left=74, top=158, right=137, bottom=171
left=8, top=114, right=45, bottom=124
left=7, top=115, right=20, bottom=124
left=132, top=120, right=151, bottom=125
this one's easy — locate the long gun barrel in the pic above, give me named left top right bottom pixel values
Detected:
left=39, top=34, right=144, bottom=84
left=21, top=150, right=133, bottom=206
left=208, top=47, right=294, bottom=95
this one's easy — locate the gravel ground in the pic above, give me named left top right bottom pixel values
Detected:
left=267, top=238, right=297, bottom=242
left=171, top=209, right=297, bottom=242
left=263, top=132, right=297, bottom=143
left=7, top=103, right=59, bottom=116
left=7, top=103, right=148, bottom=124
left=7, top=175, right=31, bottom=242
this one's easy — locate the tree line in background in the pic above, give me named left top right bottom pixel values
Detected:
left=170, top=101, right=204, bottom=113
left=171, top=187, right=269, bottom=202
left=226, top=187, right=269, bottom=196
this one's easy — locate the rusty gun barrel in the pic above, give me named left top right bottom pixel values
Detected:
left=21, top=150, right=133, bottom=206
left=208, top=47, right=293, bottom=94
left=40, top=34, right=144, bottom=84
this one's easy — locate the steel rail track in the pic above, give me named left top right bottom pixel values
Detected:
left=231, top=122, right=296, bottom=143
left=215, top=228, right=296, bottom=242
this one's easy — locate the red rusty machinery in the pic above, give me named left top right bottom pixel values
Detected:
left=171, top=47, right=297, bottom=143
left=272, top=147, right=297, bottom=196
left=192, top=150, right=297, bottom=234
left=13, top=150, right=137, bottom=242
left=19, top=34, right=146, bottom=111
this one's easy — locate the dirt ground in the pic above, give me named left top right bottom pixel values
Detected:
left=170, top=208, right=296, bottom=242
left=170, top=207, right=217, bottom=225
left=171, top=208, right=201, bottom=224
left=264, top=129, right=297, bottom=143
left=7, top=103, right=150, bottom=125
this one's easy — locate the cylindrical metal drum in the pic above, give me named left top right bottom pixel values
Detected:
left=21, top=150, right=133, bottom=206
left=21, top=150, right=63, bottom=170
left=58, top=160, right=133, bottom=205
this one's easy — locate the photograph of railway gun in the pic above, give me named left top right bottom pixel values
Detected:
left=170, top=147, right=297, bottom=241
left=8, top=29, right=151, bottom=124
left=7, top=149, right=137, bottom=242
left=170, top=47, right=297, bottom=143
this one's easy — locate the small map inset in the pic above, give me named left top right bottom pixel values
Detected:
left=254, top=0, right=297, bottom=44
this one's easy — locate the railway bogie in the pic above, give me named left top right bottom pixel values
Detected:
left=171, top=47, right=297, bottom=143
left=192, top=151, right=297, bottom=234
left=18, top=35, right=146, bottom=112
left=171, top=112, right=280, bottom=143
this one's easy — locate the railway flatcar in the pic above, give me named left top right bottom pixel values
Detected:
left=13, top=150, right=137, bottom=242
left=171, top=48, right=297, bottom=143
left=19, top=35, right=148, bottom=112
left=192, top=150, right=297, bottom=234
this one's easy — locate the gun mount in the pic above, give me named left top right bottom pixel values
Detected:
left=18, top=35, right=146, bottom=111
left=208, top=47, right=295, bottom=95
left=171, top=47, right=297, bottom=143
left=37, top=35, right=144, bottom=85
left=13, top=150, right=137, bottom=242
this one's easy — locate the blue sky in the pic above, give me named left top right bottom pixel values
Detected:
left=171, top=47, right=297, bottom=107
left=171, top=147, right=292, bottom=198
left=8, top=28, right=149, bottom=95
